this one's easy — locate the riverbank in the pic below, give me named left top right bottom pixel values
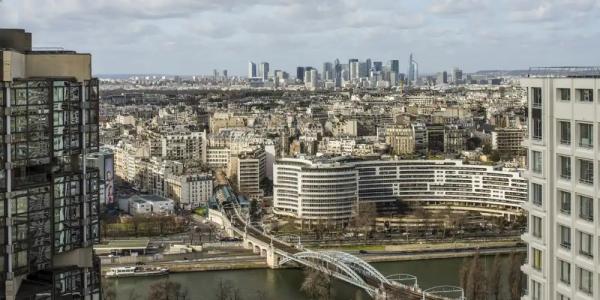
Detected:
left=101, top=240, right=524, bottom=275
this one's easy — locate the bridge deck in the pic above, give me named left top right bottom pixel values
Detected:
left=216, top=186, right=457, bottom=300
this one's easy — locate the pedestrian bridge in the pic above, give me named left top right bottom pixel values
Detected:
left=209, top=185, right=464, bottom=300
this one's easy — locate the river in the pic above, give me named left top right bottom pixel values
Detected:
left=107, top=256, right=508, bottom=300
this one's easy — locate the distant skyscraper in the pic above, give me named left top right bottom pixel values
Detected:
left=333, top=59, right=342, bottom=87
left=373, top=61, right=383, bottom=72
left=248, top=61, right=257, bottom=78
left=359, top=62, right=368, bottom=78
left=437, top=71, right=448, bottom=85
left=407, top=54, right=418, bottom=86
left=304, top=69, right=318, bottom=90
left=452, top=67, right=463, bottom=84
left=296, top=66, right=305, bottom=82
left=323, top=62, right=333, bottom=81
left=223, top=70, right=228, bottom=78
left=258, top=62, right=269, bottom=80
left=389, top=60, right=400, bottom=74
left=350, top=61, right=360, bottom=80
left=366, top=58, right=372, bottom=74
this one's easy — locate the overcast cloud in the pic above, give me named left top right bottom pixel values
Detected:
left=1, top=0, right=599, bottom=75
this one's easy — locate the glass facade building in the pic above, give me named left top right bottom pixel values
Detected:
left=1, top=29, right=100, bottom=300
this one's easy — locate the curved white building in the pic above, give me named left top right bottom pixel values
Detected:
left=273, top=157, right=526, bottom=222
left=274, top=158, right=358, bottom=222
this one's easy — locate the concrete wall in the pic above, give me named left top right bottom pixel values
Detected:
left=26, top=53, right=91, bottom=82
left=0, top=51, right=91, bottom=82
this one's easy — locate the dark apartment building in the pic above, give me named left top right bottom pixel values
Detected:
left=1, top=29, right=100, bottom=299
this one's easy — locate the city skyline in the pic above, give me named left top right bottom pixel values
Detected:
left=1, top=0, right=599, bottom=75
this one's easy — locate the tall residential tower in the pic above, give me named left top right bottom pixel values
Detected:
left=521, top=68, right=600, bottom=300
left=0, top=29, right=101, bottom=300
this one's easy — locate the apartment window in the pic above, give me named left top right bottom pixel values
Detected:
left=531, top=280, right=542, bottom=300
left=532, top=216, right=542, bottom=238
left=559, top=260, right=571, bottom=284
left=579, top=195, right=593, bottom=222
left=558, top=294, right=570, bottom=300
left=578, top=123, right=593, bottom=148
left=532, top=183, right=543, bottom=206
left=532, top=151, right=542, bottom=173
left=532, top=87, right=542, bottom=107
left=578, top=159, right=593, bottom=184
left=559, top=191, right=571, bottom=214
left=560, top=225, right=571, bottom=249
left=532, top=117, right=543, bottom=140
left=577, top=89, right=594, bottom=102
left=578, top=267, right=593, bottom=295
left=579, top=231, right=593, bottom=258
left=558, top=88, right=571, bottom=101
left=559, top=156, right=571, bottom=180
left=559, top=121, right=571, bottom=145
left=532, top=248, right=542, bottom=271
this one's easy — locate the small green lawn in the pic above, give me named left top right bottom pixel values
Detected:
left=315, top=244, right=386, bottom=251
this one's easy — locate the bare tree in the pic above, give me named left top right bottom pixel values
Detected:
left=459, top=251, right=487, bottom=300
left=468, top=251, right=487, bottom=300
left=101, top=281, right=116, bottom=300
left=508, top=251, right=525, bottom=300
left=488, top=253, right=503, bottom=300
left=215, top=279, right=243, bottom=300
left=353, top=202, right=378, bottom=239
left=148, top=280, right=189, bottom=300
left=300, top=268, right=333, bottom=300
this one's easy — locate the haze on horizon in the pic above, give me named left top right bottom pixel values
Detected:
left=1, top=0, right=599, bottom=76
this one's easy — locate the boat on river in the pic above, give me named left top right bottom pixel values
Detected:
left=105, top=266, right=169, bottom=278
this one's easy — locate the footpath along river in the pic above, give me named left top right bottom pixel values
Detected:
left=107, top=255, right=514, bottom=300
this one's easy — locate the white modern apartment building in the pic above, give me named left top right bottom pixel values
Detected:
left=274, top=157, right=358, bottom=223
left=521, top=75, right=600, bottom=300
left=273, top=156, right=526, bottom=223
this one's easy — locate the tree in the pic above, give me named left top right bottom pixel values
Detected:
left=466, top=136, right=482, bottom=150
left=488, top=253, right=503, bottom=300
left=482, top=143, right=492, bottom=155
left=101, top=281, right=116, bottom=300
left=508, top=251, right=525, bottom=300
left=460, top=251, right=487, bottom=300
left=249, top=199, right=260, bottom=221
left=148, top=280, right=189, bottom=300
left=300, top=268, right=333, bottom=300
left=215, top=279, right=243, bottom=300
left=352, top=202, right=378, bottom=239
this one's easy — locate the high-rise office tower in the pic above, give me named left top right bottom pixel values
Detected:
left=223, top=70, right=228, bottom=79
left=0, top=29, right=101, bottom=300
left=258, top=62, right=269, bottom=80
left=373, top=61, right=383, bottom=72
left=358, top=62, right=368, bottom=78
left=389, top=60, right=400, bottom=74
left=322, top=62, right=333, bottom=81
left=296, top=66, right=305, bottom=82
left=366, top=58, right=372, bottom=74
left=248, top=61, right=257, bottom=78
left=521, top=71, right=600, bottom=300
left=333, top=59, right=342, bottom=88
left=407, top=54, right=418, bottom=86
left=437, top=71, right=448, bottom=85
left=304, top=69, right=318, bottom=90
left=452, top=67, right=463, bottom=84
left=349, top=61, right=360, bottom=81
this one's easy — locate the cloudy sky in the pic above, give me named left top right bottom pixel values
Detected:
left=1, top=0, right=599, bottom=75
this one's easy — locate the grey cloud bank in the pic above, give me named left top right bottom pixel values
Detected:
left=1, top=0, right=599, bottom=75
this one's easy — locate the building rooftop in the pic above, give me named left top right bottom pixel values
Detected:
left=528, top=66, right=600, bottom=78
